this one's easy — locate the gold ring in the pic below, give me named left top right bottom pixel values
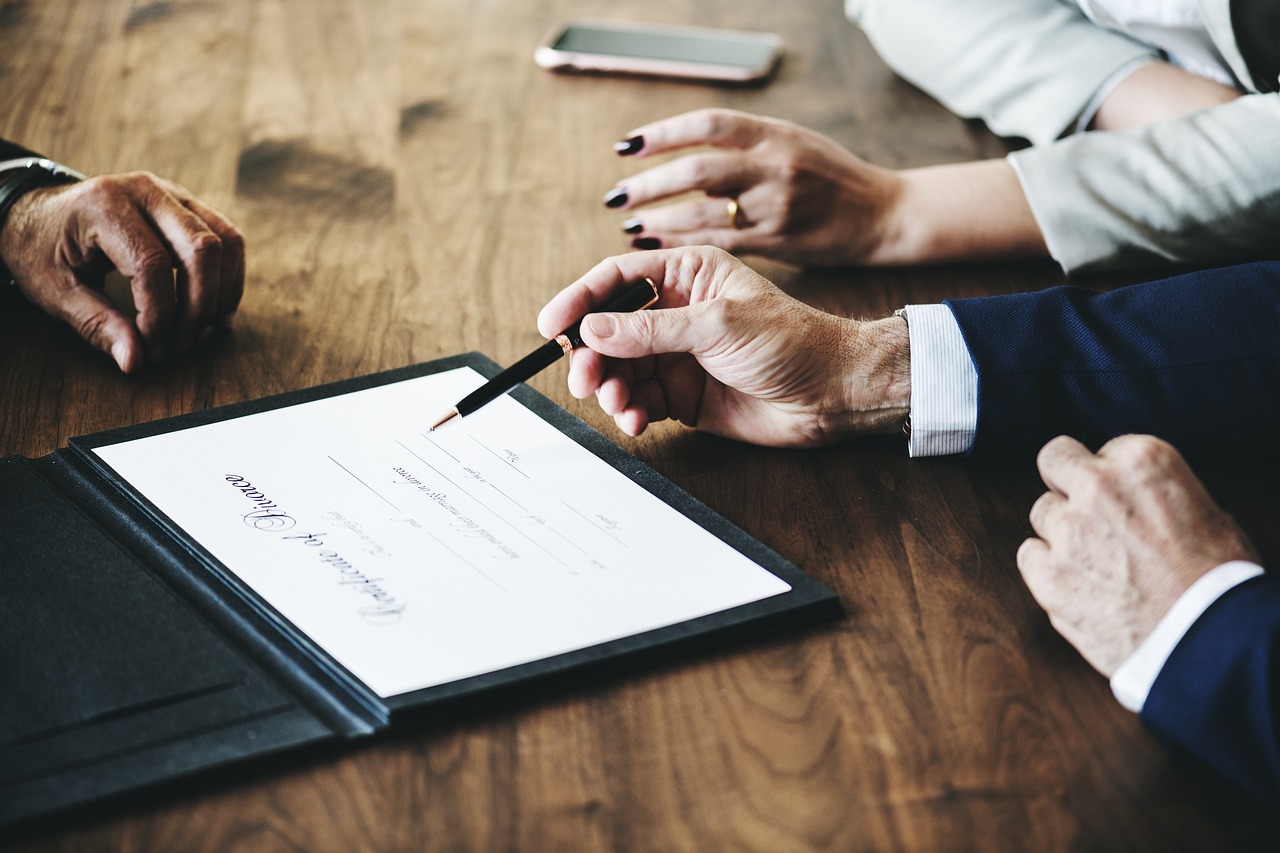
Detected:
left=726, top=197, right=746, bottom=230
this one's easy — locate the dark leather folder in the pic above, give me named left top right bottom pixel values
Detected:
left=0, top=353, right=840, bottom=828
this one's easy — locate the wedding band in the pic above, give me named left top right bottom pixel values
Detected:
left=726, top=197, right=747, bottom=230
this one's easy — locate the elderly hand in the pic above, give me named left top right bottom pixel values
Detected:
left=1017, top=435, right=1258, bottom=676
left=606, top=108, right=1047, bottom=268
left=0, top=171, right=245, bottom=373
left=538, top=246, right=910, bottom=447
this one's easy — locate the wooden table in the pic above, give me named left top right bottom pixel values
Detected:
left=3, top=1, right=1275, bottom=849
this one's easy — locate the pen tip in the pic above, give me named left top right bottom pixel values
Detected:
left=430, top=408, right=459, bottom=431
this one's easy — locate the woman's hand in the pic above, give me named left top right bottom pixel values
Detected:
left=604, top=109, right=904, bottom=267
left=605, top=108, right=1048, bottom=268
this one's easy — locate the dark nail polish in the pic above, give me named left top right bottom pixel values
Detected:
left=613, top=135, right=644, bottom=156
left=603, top=187, right=628, bottom=208
left=622, top=218, right=644, bottom=234
left=631, top=237, right=661, bottom=250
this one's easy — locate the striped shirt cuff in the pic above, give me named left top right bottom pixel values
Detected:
left=902, top=304, right=977, bottom=457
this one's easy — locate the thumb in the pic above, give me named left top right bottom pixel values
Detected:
left=580, top=306, right=705, bottom=359
left=54, top=286, right=145, bottom=372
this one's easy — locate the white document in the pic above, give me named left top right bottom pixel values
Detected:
left=91, top=366, right=790, bottom=698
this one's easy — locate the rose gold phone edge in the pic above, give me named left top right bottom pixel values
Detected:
left=534, top=19, right=783, bottom=84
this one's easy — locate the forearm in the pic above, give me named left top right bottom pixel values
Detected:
left=1090, top=61, right=1242, bottom=132
left=873, top=159, right=1048, bottom=265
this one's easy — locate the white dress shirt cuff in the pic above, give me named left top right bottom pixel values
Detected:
left=901, top=304, right=977, bottom=457
left=1110, top=560, right=1266, bottom=713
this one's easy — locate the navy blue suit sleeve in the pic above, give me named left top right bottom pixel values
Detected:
left=0, top=139, right=41, bottom=160
left=943, top=261, right=1280, bottom=461
left=1143, top=575, right=1280, bottom=805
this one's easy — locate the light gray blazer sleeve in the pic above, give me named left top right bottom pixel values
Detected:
left=1010, top=94, right=1280, bottom=273
left=845, top=0, right=1158, bottom=146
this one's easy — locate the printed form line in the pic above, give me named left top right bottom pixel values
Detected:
left=329, top=456, right=402, bottom=513
left=397, top=441, right=569, bottom=567
left=424, top=530, right=507, bottom=592
left=470, top=435, right=532, bottom=479
left=415, top=437, right=527, bottom=511
left=562, top=501, right=627, bottom=547
left=421, top=434, right=460, bottom=464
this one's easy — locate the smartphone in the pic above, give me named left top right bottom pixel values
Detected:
left=535, top=19, right=782, bottom=83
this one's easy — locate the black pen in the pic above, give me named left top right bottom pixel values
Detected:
left=430, top=277, right=660, bottom=430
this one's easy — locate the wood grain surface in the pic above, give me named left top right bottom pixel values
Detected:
left=2, top=1, right=1276, bottom=850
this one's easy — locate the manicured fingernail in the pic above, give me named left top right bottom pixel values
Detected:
left=613, top=135, right=644, bottom=156
left=622, top=218, right=644, bottom=234
left=111, top=342, right=129, bottom=370
left=585, top=314, right=617, bottom=338
left=631, top=237, right=661, bottom=250
left=603, top=187, right=628, bottom=208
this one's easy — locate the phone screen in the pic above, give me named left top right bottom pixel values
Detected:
left=552, top=24, right=777, bottom=70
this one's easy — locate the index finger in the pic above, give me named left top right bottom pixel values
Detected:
left=537, top=250, right=689, bottom=339
left=1035, top=434, right=1096, bottom=496
left=81, top=197, right=178, bottom=349
left=622, top=109, right=775, bottom=157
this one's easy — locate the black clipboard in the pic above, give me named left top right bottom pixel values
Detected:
left=0, top=353, right=840, bottom=828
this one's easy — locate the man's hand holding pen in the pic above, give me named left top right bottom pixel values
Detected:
left=537, top=247, right=911, bottom=447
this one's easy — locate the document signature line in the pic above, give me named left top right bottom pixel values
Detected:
left=420, top=434, right=460, bottom=464
left=398, top=441, right=571, bottom=567
left=562, top=501, right=627, bottom=547
left=329, top=456, right=402, bottom=513
left=470, top=435, right=532, bottom=479
left=423, top=530, right=507, bottom=592
left=484, top=481, right=527, bottom=513
left=414, top=438, right=529, bottom=512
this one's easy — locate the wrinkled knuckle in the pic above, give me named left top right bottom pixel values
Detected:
left=77, top=175, right=120, bottom=206
left=775, top=158, right=803, bottom=185
left=123, top=169, right=161, bottom=187
left=695, top=108, right=729, bottom=138
left=683, top=157, right=715, bottom=187
left=631, top=310, right=662, bottom=342
left=133, top=249, right=174, bottom=280
left=189, top=230, right=224, bottom=259
left=1128, top=434, right=1175, bottom=467
left=1078, top=466, right=1111, bottom=499
left=221, top=225, right=246, bottom=255
left=701, top=245, right=734, bottom=265
left=73, top=307, right=115, bottom=346
left=1037, top=434, right=1073, bottom=465
left=1015, top=538, right=1038, bottom=572
left=701, top=296, right=733, bottom=328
